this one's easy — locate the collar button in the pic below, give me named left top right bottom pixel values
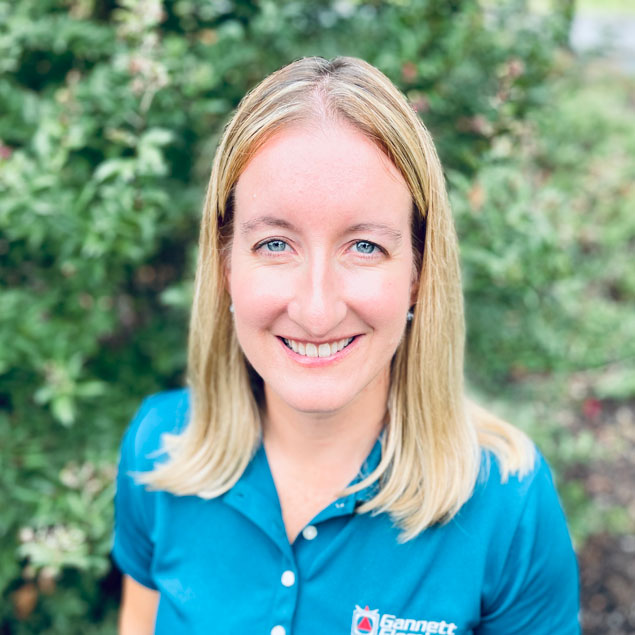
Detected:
left=302, top=525, right=318, bottom=540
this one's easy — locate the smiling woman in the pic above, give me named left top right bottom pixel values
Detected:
left=113, top=57, right=580, bottom=635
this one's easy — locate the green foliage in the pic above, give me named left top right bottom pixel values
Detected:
left=453, top=67, right=635, bottom=385
left=456, top=66, right=635, bottom=548
left=0, top=0, right=585, bottom=629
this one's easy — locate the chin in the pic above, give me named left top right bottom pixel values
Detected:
left=269, top=384, right=357, bottom=416
left=285, top=396, right=349, bottom=416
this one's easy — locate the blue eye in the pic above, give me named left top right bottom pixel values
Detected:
left=264, top=239, right=288, bottom=252
left=354, top=241, right=378, bottom=254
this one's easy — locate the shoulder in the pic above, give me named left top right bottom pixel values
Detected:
left=465, top=450, right=580, bottom=630
left=114, top=389, right=190, bottom=589
left=120, top=388, right=191, bottom=471
left=472, top=445, right=551, bottom=511
left=463, top=447, right=577, bottom=591
left=484, top=442, right=551, bottom=492
left=454, top=445, right=566, bottom=551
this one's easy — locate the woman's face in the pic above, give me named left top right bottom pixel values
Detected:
left=227, top=121, right=417, bottom=417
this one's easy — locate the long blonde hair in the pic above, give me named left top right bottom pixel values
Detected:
left=142, top=56, right=535, bottom=540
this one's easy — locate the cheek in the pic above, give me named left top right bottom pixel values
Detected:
left=344, top=266, right=413, bottom=323
left=229, top=265, right=290, bottom=326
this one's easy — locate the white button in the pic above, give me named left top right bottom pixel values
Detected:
left=302, top=525, right=318, bottom=540
left=271, top=626, right=286, bottom=635
left=281, top=570, right=295, bottom=587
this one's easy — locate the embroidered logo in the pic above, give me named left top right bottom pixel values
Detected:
left=351, top=605, right=380, bottom=635
left=351, top=606, right=458, bottom=635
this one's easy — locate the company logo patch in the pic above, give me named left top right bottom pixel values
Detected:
left=351, top=605, right=380, bottom=635
left=351, top=605, right=458, bottom=635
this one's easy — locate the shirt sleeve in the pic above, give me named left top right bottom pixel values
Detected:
left=477, top=455, right=581, bottom=634
left=112, top=398, right=158, bottom=590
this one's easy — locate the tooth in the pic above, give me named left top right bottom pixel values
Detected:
left=290, top=340, right=298, bottom=353
left=298, top=342, right=306, bottom=355
left=330, top=342, right=339, bottom=355
left=318, top=343, right=331, bottom=357
left=305, top=343, right=318, bottom=357
left=337, top=338, right=347, bottom=351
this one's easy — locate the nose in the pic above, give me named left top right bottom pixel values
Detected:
left=287, top=256, right=347, bottom=338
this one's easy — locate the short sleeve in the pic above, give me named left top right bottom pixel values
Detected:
left=112, top=398, right=158, bottom=590
left=477, top=456, right=580, bottom=634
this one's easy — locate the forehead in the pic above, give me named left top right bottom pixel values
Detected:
left=233, top=122, right=412, bottom=231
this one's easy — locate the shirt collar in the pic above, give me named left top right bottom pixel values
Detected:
left=222, top=432, right=384, bottom=530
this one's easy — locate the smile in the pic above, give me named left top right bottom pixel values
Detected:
left=281, top=337, right=355, bottom=358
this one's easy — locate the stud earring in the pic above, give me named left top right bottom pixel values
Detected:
left=229, top=304, right=234, bottom=314
left=407, top=309, right=414, bottom=322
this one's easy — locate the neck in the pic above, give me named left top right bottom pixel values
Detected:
left=262, top=369, right=389, bottom=471
left=261, top=370, right=389, bottom=543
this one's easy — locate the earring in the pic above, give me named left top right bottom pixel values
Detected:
left=229, top=304, right=234, bottom=314
left=407, top=309, right=414, bottom=322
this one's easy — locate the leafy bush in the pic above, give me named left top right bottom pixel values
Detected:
left=452, top=64, right=635, bottom=385
left=0, top=0, right=573, bottom=630
left=453, top=65, right=635, bottom=545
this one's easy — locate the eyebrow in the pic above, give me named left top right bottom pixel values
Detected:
left=347, top=223, right=402, bottom=243
left=240, top=216, right=402, bottom=243
left=239, top=216, right=297, bottom=235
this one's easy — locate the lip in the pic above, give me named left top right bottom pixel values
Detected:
left=277, top=335, right=361, bottom=367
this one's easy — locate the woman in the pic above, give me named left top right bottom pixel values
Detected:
left=113, top=57, right=580, bottom=634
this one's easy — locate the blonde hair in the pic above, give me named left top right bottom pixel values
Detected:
left=142, top=56, right=535, bottom=540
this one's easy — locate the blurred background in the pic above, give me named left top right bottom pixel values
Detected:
left=1, top=0, right=633, bottom=632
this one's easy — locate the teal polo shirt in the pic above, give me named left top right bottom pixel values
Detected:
left=113, top=389, right=580, bottom=634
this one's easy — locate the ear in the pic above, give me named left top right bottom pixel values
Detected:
left=409, top=266, right=420, bottom=306
left=221, top=245, right=232, bottom=293
left=224, top=257, right=235, bottom=317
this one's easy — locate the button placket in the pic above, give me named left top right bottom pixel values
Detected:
left=270, top=550, right=299, bottom=635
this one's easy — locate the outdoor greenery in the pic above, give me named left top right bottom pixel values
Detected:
left=455, top=65, right=635, bottom=544
left=1, top=0, right=633, bottom=631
